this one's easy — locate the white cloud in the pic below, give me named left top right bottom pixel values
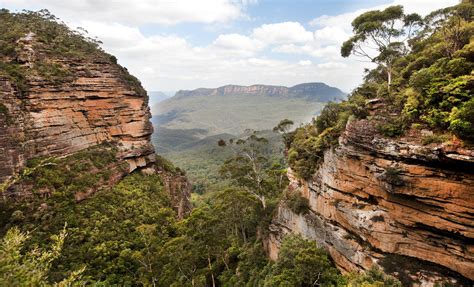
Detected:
left=317, top=62, right=347, bottom=69
left=252, top=22, right=313, bottom=45
left=212, top=33, right=264, bottom=55
left=78, top=21, right=144, bottom=47
left=0, top=0, right=459, bottom=93
left=298, top=60, right=312, bottom=66
left=72, top=20, right=363, bottom=92
left=275, top=0, right=460, bottom=74
left=273, top=43, right=341, bottom=60
left=2, top=0, right=246, bottom=25
left=313, top=26, right=350, bottom=46
left=309, top=0, right=458, bottom=28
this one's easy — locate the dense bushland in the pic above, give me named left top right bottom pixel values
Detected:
left=288, top=1, right=473, bottom=179
left=0, top=9, right=144, bottom=94
left=0, top=139, right=402, bottom=286
left=6, top=2, right=469, bottom=285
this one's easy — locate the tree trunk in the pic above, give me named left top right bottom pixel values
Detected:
left=259, top=195, right=266, bottom=209
left=387, top=65, right=392, bottom=92
left=208, top=255, right=215, bottom=287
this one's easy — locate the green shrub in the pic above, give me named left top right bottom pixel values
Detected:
left=0, top=103, right=10, bottom=124
left=448, top=97, right=474, bottom=141
left=288, top=101, right=350, bottom=179
left=378, top=119, right=406, bottom=137
left=0, top=226, right=84, bottom=286
left=4, top=173, right=174, bottom=285
left=119, top=66, right=146, bottom=95
left=346, top=266, right=401, bottom=287
left=421, top=133, right=450, bottom=145
left=263, top=235, right=343, bottom=286
left=0, top=62, right=28, bottom=92
left=155, top=155, right=176, bottom=173
left=23, top=144, right=118, bottom=195
left=285, top=191, right=310, bottom=215
left=384, top=167, right=405, bottom=186
left=34, top=61, right=73, bottom=83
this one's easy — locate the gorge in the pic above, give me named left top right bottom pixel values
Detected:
left=1, top=2, right=473, bottom=286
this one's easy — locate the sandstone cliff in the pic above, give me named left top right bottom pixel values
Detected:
left=1, top=33, right=153, bottom=184
left=174, top=82, right=346, bottom=102
left=268, top=118, right=474, bottom=286
left=0, top=32, right=190, bottom=214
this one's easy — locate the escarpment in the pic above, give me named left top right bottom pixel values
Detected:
left=0, top=31, right=190, bottom=214
left=174, top=82, right=345, bottom=102
left=0, top=34, right=154, bottom=190
left=268, top=117, right=474, bottom=286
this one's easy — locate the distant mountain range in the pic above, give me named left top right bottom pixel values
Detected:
left=150, top=82, right=345, bottom=184
left=148, top=91, right=172, bottom=107
left=152, top=81, right=345, bottom=149
left=172, top=82, right=346, bottom=102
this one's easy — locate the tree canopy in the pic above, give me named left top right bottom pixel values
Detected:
left=341, top=5, right=423, bottom=88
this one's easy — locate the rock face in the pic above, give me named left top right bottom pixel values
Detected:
left=0, top=34, right=171, bottom=202
left=174, top=82, right=346, bottom=102
left=0, top=61, right=155, bottom=181
left=157, top=168, right=192, bottom=219
left=268, top=118, right=474, bottom=286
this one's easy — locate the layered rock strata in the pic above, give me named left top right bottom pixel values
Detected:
left=174, top=82, right=345, bottom=102
left=1, top=35, right=154, bottom=199
left=268, top=118, right=474, bottom=286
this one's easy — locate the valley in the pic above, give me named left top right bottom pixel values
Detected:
left=152, top=83, right=345, bottom=186
left=1, top=2, right=473, bottom=286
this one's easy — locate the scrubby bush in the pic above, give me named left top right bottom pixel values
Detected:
left=378, top=119, right=406, bottom=137
left=285, top=191, right=310, bottom=215
left=346, top=266, right=401, bottom=287
left=448, top=97, right=474, bottom=141
left=421, top=133, right=450, bottom=145
left=288, top=101, right=352, bottom=179
left=22, top=143, right=118, bottom=195
left=263, top=235, right=343, bottom=286
left=383, top=167, right=405, bottom=186
left=155, top=154, right=177, bottom=173
left=0, top=226, right=84, bottom=286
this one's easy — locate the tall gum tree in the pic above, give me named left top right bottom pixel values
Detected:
left=341, top=5, right=423, bottom=90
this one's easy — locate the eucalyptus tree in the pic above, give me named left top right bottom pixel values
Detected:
left=341, top=5, right=423, bottom=89
left=219, top=131, right=278, bottom=209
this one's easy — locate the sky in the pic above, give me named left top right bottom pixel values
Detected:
left=0, top=0, right=459, bottom=93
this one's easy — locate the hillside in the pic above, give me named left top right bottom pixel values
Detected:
left=152, top=82, right=345, bottom=136
left=269, top=2, right=474, bottom=285
left=148, top=91, right=170, bottom=106
left=1, top=2, right=473, bottom=287
left=151, top=82, right=345, bottom=186
left=0, top=9, right=190, bottom=285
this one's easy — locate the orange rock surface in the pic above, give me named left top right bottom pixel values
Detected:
left=268, top=119, right=474, bottom=286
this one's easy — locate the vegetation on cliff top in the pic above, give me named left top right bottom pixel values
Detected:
left=0, top=138, right=401, bottom=286
left=0, top=9, right=145, bottom=94
left=288, top=1, right=474, bottom=179
left=3, top=2, right=469, bottom=285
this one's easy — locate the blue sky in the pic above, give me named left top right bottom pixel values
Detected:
left=0, top=0, right=458, bottom=92
left=139, top=1, right=392, bottom=46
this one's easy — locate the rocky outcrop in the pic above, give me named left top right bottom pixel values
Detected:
left=268, top=118, right=474, bottom=286
left=174, top=82, right=346, bottom=102
left=0, top=34, right=158, bottom=200
left=157, top=169, right=192, bottom=219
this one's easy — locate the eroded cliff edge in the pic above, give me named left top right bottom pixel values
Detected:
left=0, top=31, right=191, bottom=217
left=268, top=117, right=474, bottom=286
left=0, top=35, right=154, bottom=180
